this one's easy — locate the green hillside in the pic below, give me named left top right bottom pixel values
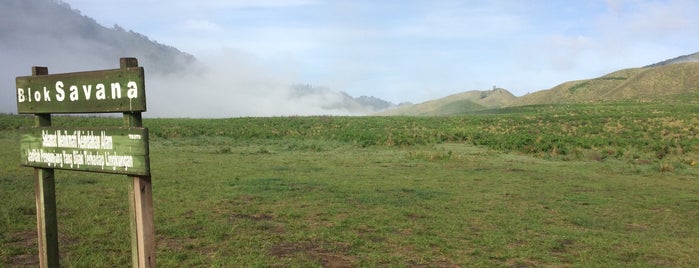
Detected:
left=381, top=60, right=699, bottom=116
left=378, top=88, right=516, bottom=116
left=512, top=62, right=699, bottom=106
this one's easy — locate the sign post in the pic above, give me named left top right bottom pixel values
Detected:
left=16, top=58, right=155, bottom=267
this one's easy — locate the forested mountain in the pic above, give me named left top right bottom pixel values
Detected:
left=0, top=0, right=195, bottom=74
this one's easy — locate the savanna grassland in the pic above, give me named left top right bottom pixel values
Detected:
left=1, top=95, right=699, bottom=267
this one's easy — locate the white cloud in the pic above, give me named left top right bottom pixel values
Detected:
left=605, top=0, right=625, bottom=13
left=598, top=0, right=697, bottom=39
left=183, top=19, right=223, bottom=32
left=588, top=0, right=699, bottom=67
left=384, top=1, right=525, bottom=40
left=545, top=34, right=595, bottom=71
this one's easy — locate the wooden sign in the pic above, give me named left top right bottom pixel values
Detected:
left=16, top=66, right=146, bottom=113
left=17, top=58, right=155, bottom=268
left=21, top=127, right=150, bottom=176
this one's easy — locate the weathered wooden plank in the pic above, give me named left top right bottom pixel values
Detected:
left=131, top=176, right=156, bottom=267
left=33, top=96, right=59, bottom=267
left=21, top=127, right=150, bottom=176
left=35, top=168, right=59, bottom=268
left=16, top=66, right=146, bottom=113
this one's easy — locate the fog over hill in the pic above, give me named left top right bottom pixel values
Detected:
left=0, top=0, right=391, bottom=117
left=289, top=84, right=398, bottom=115
left=645, top=51, right=699, bottom=68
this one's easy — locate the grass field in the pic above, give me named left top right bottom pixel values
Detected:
left=1, top=98, right=699, bottom=267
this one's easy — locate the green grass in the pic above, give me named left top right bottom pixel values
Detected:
left=1, top=98, right=699, bottom=267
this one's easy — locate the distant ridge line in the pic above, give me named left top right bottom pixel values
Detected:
left=644, top=51, right=699, bottom=68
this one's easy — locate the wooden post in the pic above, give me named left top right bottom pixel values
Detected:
left=122, top=58, right=156, bottom=267
left=32, top=66, right=60, bottom=268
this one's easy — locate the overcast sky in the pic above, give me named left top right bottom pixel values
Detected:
left=39, top=0, right=699, bottom=103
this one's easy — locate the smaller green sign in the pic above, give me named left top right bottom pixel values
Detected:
left=21, top=127, right=150, bottom=176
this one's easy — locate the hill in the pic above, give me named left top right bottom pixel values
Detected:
left=0, top=0, right=196, bottom=74
left=512, top=62, right=699, bottom=106
left=380, top=51, right=699, bottom=115
left=645, top=51, right=699, bottom=67
left=378, top=88, right=517, bottom=116
left=290, top=84, right=399, bottom=114
left=0, top=0, right=197, bottom=114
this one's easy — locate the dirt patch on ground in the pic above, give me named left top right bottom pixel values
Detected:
left=3, top=230, right=82, bottom=267
left=269, top=241, right=355, bottom=268
left=230, top=212, right=274, bottom=221
left=407, top=258, right=461, bottom=268
left=4, top=230, right=37, bottom=267
left=158, top=235, right=199, bottom=252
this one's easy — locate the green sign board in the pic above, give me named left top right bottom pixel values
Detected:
left=21, top=127, right=150, bottom=176
left=16, top=67, right=146, bottom=114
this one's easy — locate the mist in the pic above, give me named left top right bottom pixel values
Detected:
left=1, top=47, right=367, bottom=117
left=0, top=0, right=372, bottom=117
left=145, top=50, right=369, bottom=118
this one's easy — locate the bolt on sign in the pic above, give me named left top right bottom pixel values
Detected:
left=16, top=58, right=155, bottom=268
